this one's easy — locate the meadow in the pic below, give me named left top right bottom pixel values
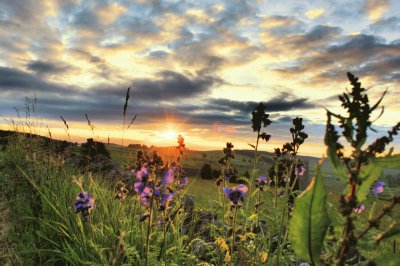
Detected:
left=1, top=73, right=400, bottom=265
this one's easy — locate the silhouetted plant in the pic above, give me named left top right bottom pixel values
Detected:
left=289, top=72, right=400, bottom=265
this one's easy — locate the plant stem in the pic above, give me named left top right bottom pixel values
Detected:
left=246, top=130, right=260, bottom=212
left=163, top=209, right=168, bottom=265
left=276, top=159, right=295, bottom=266
left=335, top=159, right=363, bottom=266
left=231, top=205, right=238, bottom=255
left=145, top=196, right=154, bottom=266
left=257, top=188, right=261, bottom=229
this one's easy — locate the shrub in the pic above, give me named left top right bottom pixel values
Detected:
left=200, top=163, right=213, bottom=180
left=81, top=138, right=110, bottom=158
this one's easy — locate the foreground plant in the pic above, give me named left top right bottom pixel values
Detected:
left=270, top=117, right=308, bottom=265
left=132, top=135, right=188, bottom=265
left=289, top=72, right=400, bottom=265
left=73, top=191, right=95, bottom=223
left=72, top=176, right=95, bottom=223
left=222, top=184, right=248, bottom=255
left=247, top=103, right=272, bottom=211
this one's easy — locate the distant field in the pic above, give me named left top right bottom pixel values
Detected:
left=107, top=143, right=399, bottom=198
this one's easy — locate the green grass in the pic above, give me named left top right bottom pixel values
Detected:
left=1, top=137, right=400, bottom=265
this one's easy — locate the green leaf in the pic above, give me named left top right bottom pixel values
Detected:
left=289, top=159, right=330, bottom=266
left=370, top=154, right=400, bottom=169
left=237, top=176, right=251, bottom=185
left=356, top=162, right=382, bottom=202
left=324, top=113, right=347, bottom=183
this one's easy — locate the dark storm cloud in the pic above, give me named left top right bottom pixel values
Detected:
left=208, top=93, right=316, bottom=114
left=131, top=71, right=223, bottom=100
left=368, top=16, right=400, bottom=32
left=265, top=24, right=343, bottom=56
left=0, top=66, right=224, bottom=124
left=0, top=65, right=317, bottom=127
left=26, top=60, right=72, bottom=75
left=302, top=25, right=342, bottom=42
left=148, top=50, right=169, bottom=59
left=0, top=67, right=69, bottom=93
left=273, top=33, right=400, bottom=84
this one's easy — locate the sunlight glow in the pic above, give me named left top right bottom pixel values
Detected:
left=161, top=130, right=177, bottom=140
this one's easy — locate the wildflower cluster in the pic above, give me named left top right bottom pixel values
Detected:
left=254, top=175, right=268, bottom=191
left=222, top=184, right=248, bottom=207
left=131, top=135, right=189, bottom=264
left=73, top=191, right=94, bottom=222
left=132, top=152, right=177, bottom=216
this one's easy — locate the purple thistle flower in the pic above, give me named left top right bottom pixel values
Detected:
left=255, top=176, right=268, bottom=190
left=223, top=184, right=248, bottom=205
left=181, top=177, right=189, bottom=185
left=73, top=192, right=94, bottom=220
left=134, top=181, right=146, bottom=194
left=162, top=168, right=174, bottom=188
left=136, top=166, right=149, bottom=181
left=258, top=176, right=267, bottom=183
left=139, top=187, right=152, bottom=207
left=160, top=193, right=174, bottom=210
left=154, top=188, right=161, bottom=198
left=372, top=181, right=385, bottom=196
left=295, top=165, right=306, bottom=176
left=354, top=204, right=365, bottom=214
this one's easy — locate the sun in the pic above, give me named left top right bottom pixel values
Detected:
left=162, top=130, right=176, bottom=140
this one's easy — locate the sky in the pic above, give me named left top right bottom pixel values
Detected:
left=0, top=0, right=399, bottom=157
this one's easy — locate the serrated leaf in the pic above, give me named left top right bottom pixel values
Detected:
left=370, top=154, right=400, bottom=169
left=324, top=115, right=347, bottom=183
left=356, top=162, right=382, bottom=202
left=289, top=159, right=330, bottom=266
left=237, top=177, right=250, bottom=184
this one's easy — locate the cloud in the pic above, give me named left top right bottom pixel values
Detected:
left=368, top=16, right=400, bottom=32
left=260, top=15, right=305, bottom=35
left=132, top=71, right=223, bottom=100
left=305, top=8, right=325, bottom=20
left=147, top=50, right=169, bottom=59
left=272, top=33, right=400, bottom=85
left=96, top=3, right=127, bottom=25
left=364, top=0, right=389, bottom=21
left=0, top=67, right=69, bottom=93
left=261, top=24, right=342, bottom=58
left=26, top=60, right=72, bottom=75
left=208, top=92, right=316, bottom=113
